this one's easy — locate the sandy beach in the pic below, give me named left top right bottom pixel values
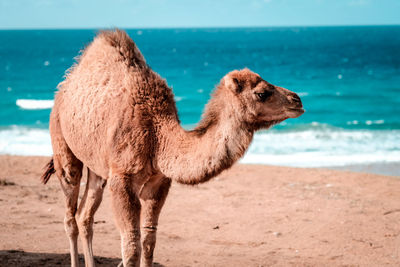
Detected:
left=1, top=155, right=400, bottom=266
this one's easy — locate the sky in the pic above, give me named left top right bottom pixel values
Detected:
left=0, top=0, right=399, bottom=29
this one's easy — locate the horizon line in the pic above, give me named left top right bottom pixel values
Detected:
left=1, top=24, right=399, bottom=31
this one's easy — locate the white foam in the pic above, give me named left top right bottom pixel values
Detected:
left=365, top=119, right=384, bottom=125
left=241, top=151, right=400, bottom=167
left=241, top=128, right=400, bottom=167
left=175, top=96, right=184, bottom=102
left=297, top=92, right=309, bottom=97
left=0, top=126, right=52, bottom=156
left=347, top=120, right=359, bottom=125
left=16, top=99, right=54, bottom=110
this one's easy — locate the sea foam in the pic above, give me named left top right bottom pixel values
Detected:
left=0, top=126, right=52, bottom=156
left=241, top=128, right=400, bottom=167
left=16, top=99, right=54, bottom=110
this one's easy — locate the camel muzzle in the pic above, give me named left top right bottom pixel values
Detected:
left=289, top=93, right=303, bottom=108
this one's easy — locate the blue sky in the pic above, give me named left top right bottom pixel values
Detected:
left=0, top=0, right=399, bottom=29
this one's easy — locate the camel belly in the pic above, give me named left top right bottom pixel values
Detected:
left=57, top=89, right=154, bottom=179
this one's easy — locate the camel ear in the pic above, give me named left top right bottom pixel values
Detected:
left=224, top=75, right=243, bottom=94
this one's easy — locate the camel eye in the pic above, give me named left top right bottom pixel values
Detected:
left=256, top=91, right=273, bottom=102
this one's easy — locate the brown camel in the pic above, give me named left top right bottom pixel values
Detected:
left=41, top=29, right=304, bottom=267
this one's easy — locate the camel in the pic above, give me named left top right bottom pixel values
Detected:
left=41, top=29, right=304, bottom=267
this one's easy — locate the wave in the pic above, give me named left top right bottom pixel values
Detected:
left=0, top=126, right=399, bottom=168
left=16, top=99, right=54, bottom=110
left=0, top=126, right=52, bottom=156
left=241, top=151, right=400, bottom=167
left=241, top=128, right=400, bottom=167
left=297, top=92, right=309, bottom=97
left=346, top=120, right=385, bottom=126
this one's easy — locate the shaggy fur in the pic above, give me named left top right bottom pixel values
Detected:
left=42, top=29, right=303, bottom=267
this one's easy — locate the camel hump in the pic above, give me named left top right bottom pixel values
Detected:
left=96, top=29, right=146, bottom=67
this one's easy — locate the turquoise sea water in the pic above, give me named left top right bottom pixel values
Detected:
left=0, top=26, right=399, bottom=167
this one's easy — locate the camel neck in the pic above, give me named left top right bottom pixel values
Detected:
left=155, top=96, right=254, bottom=185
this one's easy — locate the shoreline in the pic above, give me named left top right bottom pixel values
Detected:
left=1, top=153, right=398, bottom=177
left=2, top=155, right=400, bottom=266
left=327, top=162, right=400, bottom=177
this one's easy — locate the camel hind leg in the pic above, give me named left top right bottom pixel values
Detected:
left=76, top=168, right=107, bottom=267
left=53, top=148, right=83, bottom=267
left=50, top=111, right=83, bottom=267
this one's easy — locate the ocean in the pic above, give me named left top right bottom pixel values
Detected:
left=0, top=26, right=399, bottom=170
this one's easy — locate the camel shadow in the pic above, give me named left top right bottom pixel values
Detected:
left=0, top=250, right=165, bottom=267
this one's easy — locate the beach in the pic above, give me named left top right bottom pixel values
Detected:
left=1, top=155, right=400, bottom=266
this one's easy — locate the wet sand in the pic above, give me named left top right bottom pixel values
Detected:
left=329, top=162, right=400, bottom=177
left=1, top=155, right=400, bottom=266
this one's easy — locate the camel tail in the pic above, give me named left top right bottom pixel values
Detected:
left=41, top=158, right=55, bottom=184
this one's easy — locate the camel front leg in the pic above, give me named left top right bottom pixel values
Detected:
left=76, top=168, right=107, bottom=267
left=109, top=174, right=142, bottom=267
left=139, top=177, right=171, bottom=267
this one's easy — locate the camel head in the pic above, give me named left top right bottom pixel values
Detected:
left=222, top=68, right=304, bottom=129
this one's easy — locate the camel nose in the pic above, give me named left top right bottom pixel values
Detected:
left=289, top=93, right=303, bottom=108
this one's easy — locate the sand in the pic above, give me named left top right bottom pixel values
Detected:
left=329, top=162, right=400, bottom=177
left=1, top=155, right=400, bottom=267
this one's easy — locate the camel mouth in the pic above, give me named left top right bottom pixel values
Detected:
left=288, top=107, right=305, bottom=113
left=286, top=107, right=305, bottom=118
